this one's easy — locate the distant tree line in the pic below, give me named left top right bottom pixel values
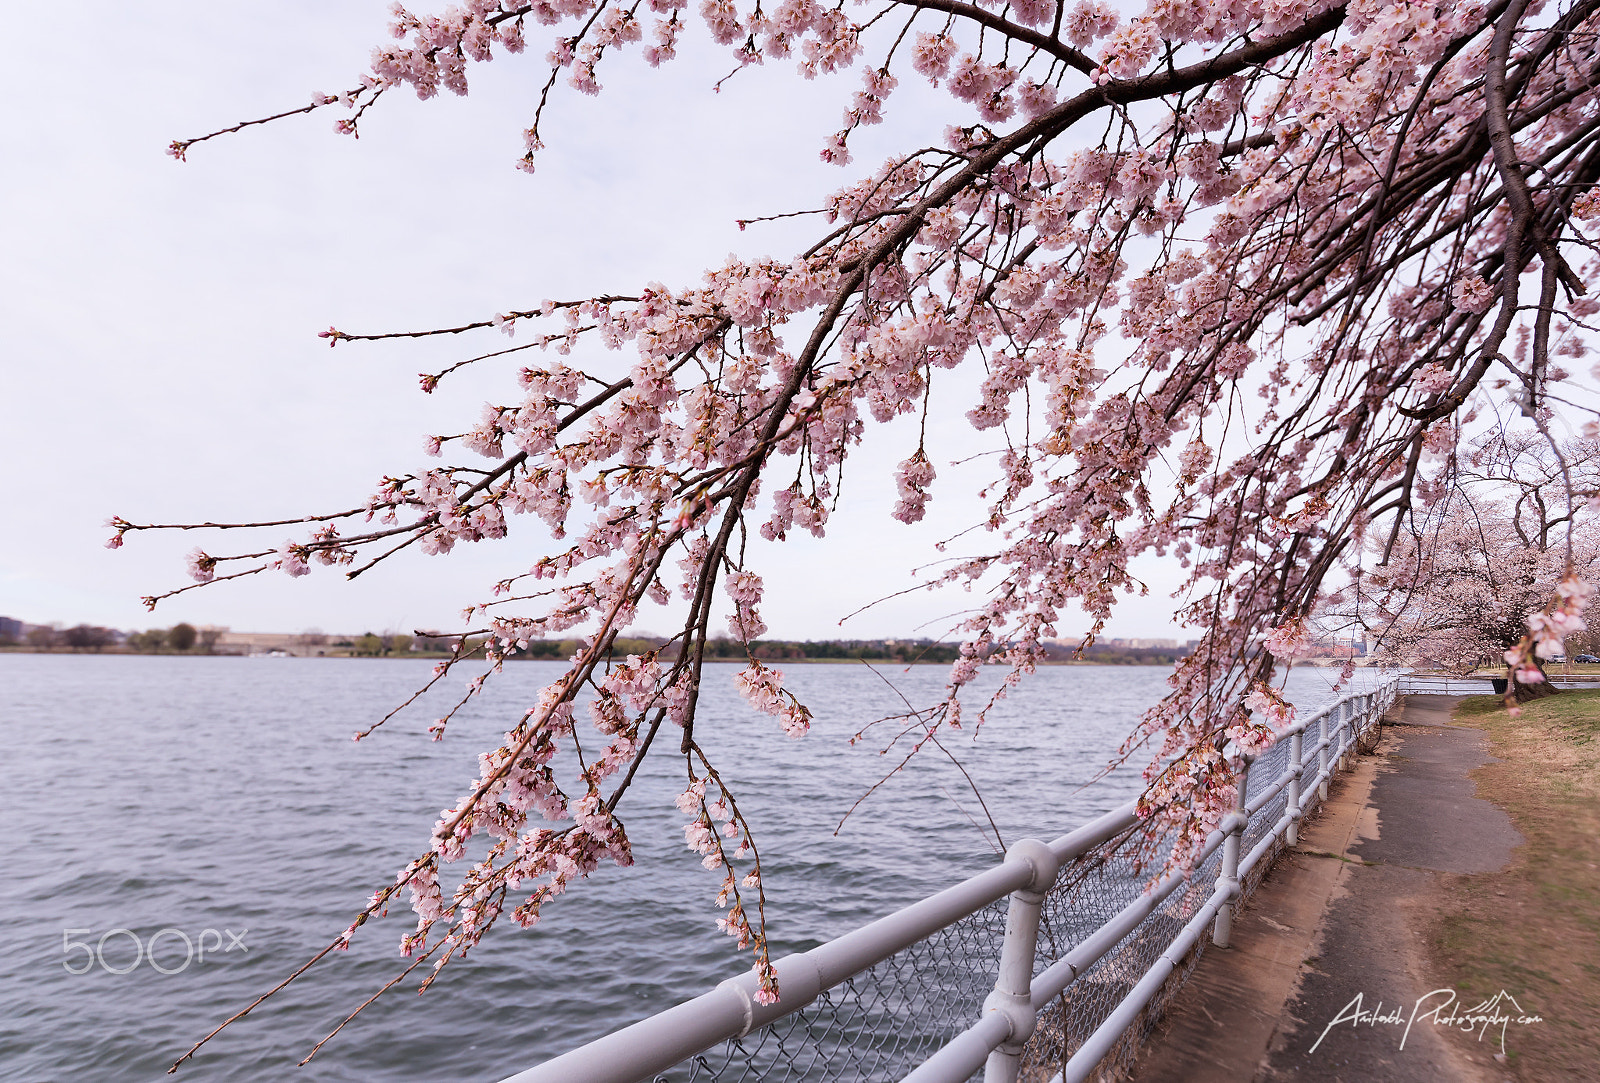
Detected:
left=348, top=632, right=415, bottom=656
left=699, top=637, right=964, bottom=663
left=1050, top=642, right=1195, bottom=666
left=0, top=624, right=124, bottom=651
left=124, top=623, right=220, bottom=653
left=2, top=623, right=1192, bottom=665
left=409, top=633, right=967, bottom=663
left=442, top=635, right=1190, bottom=665
left=0, top=622, right=222, bottom=652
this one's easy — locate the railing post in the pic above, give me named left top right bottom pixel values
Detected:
left=1318, top=709, right=1330, bottom=800
left=1212, top=758, right=1251, bottom=949
left=1338, top=700, right=1352, bottom=771
left=982, top=839, right=1059, bottom=1083
left=1286, top=729, right=1304, bottom=846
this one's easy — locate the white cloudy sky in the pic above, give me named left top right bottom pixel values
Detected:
left=1, top=2, right=1195, bottom=641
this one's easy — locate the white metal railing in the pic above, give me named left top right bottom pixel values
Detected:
left=1399, top=672, right=1596, bottom=694
left=1396, top=674, right=1499, bottom=695
left=497, top=675, right=1402, bottom=1083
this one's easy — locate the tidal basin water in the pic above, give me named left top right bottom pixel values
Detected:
left=0, top=655, right=1372, bottom=1081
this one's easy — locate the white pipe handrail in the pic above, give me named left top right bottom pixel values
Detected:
left=500, top=800, right=1140, bottom=1083
left=1394, top=673, right=1600, bottom=693
left=1044, top=678, right=1396, bottom=1083
left=497, top=675, right=1405, bottom=1083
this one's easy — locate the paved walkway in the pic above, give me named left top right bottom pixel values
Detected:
left=1129, top=695, right=1523, bottom=1083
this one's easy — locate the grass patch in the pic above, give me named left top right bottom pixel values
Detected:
left=1424, top=690, right=1600, bottom=1080
left=1456, top=687, right=1600, bottom=741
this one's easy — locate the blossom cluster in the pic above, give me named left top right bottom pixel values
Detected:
left=1506, top=574, right=1596, bottom=690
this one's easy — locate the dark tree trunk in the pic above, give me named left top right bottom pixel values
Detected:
left=1509, top=661, right=1561, bottom=703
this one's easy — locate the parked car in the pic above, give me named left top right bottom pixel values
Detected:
left=1574, top=654, right=1599, bottom=663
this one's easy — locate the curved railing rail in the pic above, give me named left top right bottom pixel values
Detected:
left=1397, top=675, right=1500, bottom=695
left=1398, top=673, right=1596, bottom=694
left=498, top=675, right=1403, bottom=1083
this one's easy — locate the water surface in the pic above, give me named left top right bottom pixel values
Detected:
left=0, top=655, right=1366, bottom=1081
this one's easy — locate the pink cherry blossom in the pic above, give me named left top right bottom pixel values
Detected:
left=1452, top=275, right=1495, bottom=314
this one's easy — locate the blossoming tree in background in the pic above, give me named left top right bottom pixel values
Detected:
left=109, top=0, right=1600, bottom=1062
left=1347, top=432, right=1600, bottom=698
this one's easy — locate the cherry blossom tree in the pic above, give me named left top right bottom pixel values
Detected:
left=1354, top=489, right=1597, bottom=688
left=1348, top=430, right=1600, bottom=697
left=113, top=0, right=1600, bottom=1064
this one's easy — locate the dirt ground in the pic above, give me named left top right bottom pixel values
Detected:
left=1428, top=691, right=1600, bottom=1080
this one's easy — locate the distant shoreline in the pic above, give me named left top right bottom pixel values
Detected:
left=0, top=647, right=1385, bottom=668
left=4, top=624, right=1219, bottom=666
left=0, top=646, right=1182, bottom=665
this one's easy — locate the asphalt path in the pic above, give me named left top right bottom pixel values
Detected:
left=1131, top=695, right=1522, bottom=1083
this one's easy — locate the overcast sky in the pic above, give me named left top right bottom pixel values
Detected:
left=2, top=2, right=1195, bottom=642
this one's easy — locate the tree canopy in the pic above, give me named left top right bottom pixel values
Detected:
left=119, top=0, right=1600, bottom=1063
left=1348, top=432, right=1600, bottom=692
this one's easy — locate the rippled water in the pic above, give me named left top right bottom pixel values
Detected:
left=0, top=655, right=1367, bottom=1082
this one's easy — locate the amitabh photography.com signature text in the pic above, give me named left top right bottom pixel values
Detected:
left=1309, top=988, right=1543, bottom=1056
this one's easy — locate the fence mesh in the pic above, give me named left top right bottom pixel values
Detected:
left=662, top=897, right=1008, bottom=1083
left=644, top=690, right=1390, bottom=1083
left=1016, top=826, right=1219, bottom=1082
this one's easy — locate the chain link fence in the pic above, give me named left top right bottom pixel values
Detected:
left=655, top=761, right=1304, bottom=1083
left=667, top=898, right=1008, bottom=1083
left=1017, top=830, right=1223, bottom=1083
left=516, top=680, right=1397, bottom=1083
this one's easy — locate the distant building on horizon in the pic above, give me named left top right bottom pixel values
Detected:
left=1046, top=636, right=1189, bottom=650
left=211, top=631, right=341, bottom=657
